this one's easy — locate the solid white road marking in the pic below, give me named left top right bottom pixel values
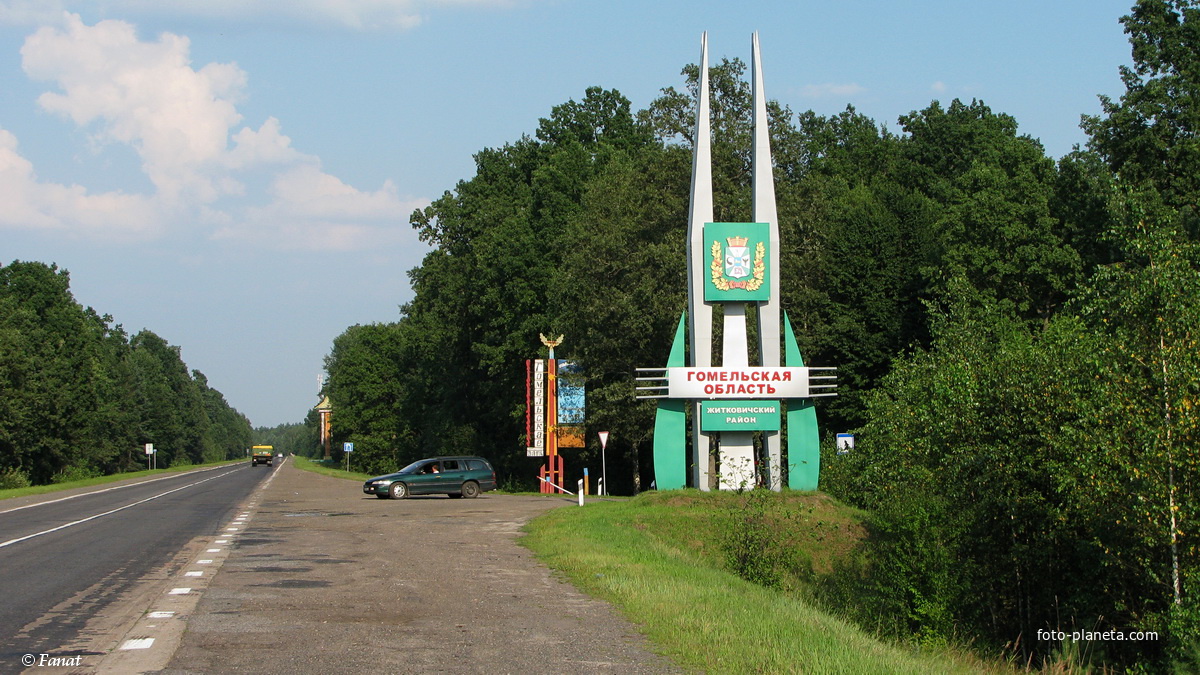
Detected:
left=0, top=464, right=239, bottom=516
left=0, top=470, right=241, bottom=549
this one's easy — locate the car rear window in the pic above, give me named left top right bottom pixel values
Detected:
left=466, top=459, right=488, bottom=471
left=442, top=460, right=460, bottom=471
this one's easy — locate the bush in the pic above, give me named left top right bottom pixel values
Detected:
left=51, top=465, right=102, bottom=484
left=720, top=489, right=785, bottom=589
left=0, top=467, right=31, bottom=490
left=1168, top=600, right=1200, bottom=672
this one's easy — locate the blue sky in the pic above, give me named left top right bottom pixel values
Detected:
left=1, top=0, right=1136, bottom=427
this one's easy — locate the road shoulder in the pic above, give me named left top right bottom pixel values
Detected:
left=162, top=464, right=681, bottom=674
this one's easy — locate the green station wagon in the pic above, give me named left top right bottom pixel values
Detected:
left=362, top=456, right=498, bottom=499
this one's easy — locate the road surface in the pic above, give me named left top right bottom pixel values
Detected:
left=0, top=462, right=274, bottom=671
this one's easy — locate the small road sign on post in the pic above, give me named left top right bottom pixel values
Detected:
left=598, top=432, right=610, bottom=496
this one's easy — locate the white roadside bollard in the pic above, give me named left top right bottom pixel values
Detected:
left=577, top=479, right=584, bottom=506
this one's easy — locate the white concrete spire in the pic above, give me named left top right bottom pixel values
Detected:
left=752, top=32, right=784, bottom=490
left=687, top=32, right=715, bottom=490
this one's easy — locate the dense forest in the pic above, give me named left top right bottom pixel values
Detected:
left=315, top=0, right=1199, bottom=668
left=0, top=261, right=252, bottom=486
left=253, top=420, right=315, bottom=458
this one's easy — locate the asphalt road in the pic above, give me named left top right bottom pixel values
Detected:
left=163, top=465, right=681, bottom=674
left=0, top=463, right=681, bottom=674
left=0, top=462, right=273, bottom=670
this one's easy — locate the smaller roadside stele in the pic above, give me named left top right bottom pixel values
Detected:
left=251, top=445, right=274, bottom=467
left=363, top=456, right=497, bottom=499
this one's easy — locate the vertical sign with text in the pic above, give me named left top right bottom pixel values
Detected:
left=527, top=359, right=546, bottom=456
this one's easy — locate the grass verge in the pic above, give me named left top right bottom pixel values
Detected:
left=292, top=455, right=371, bottom=481
left=521, top=489, right=999, bottom=674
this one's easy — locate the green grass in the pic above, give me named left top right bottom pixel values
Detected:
left=521, top=489, right=1002, bottom=674
left=286, top=461, right=1005, bottom=671
left=292, top=455, right=372, bottom=481
left=0, top=459, right=245, bottom=501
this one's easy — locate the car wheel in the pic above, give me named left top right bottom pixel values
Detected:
left=389, top=482, right=409, bottom=499
left=461, top=481, right=480, bottom=499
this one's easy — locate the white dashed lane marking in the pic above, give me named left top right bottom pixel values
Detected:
left=120, top=638, right=155, bottom=650
left=96, top=460, right=286, bottom=672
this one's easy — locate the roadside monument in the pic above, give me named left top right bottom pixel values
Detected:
left=637, top=33, right=837, bottom=491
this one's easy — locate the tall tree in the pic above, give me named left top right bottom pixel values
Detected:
left=194, top=370, right=251, bottom=462
left=1084, top=0, right=1200, bottom=235
left=1051, top=148, right=1121, bottom=270
left=1074, top=192, right=1200, bottom=659
left=390, top=87, right=662, bottom=481
left=323, top=322, right=423, bottom=475
left=129, top=330, right=211, bottom=466
left=551, top=145, right=690, bottom=492
left=899, top=99, right=1082, bottom=323
left=0, top=261, right=245, bottom=482
left=778, top=107, right=931, bottom=429
left=0, top=262, right=131, bottom=481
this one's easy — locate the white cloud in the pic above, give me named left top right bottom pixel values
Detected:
left=0, top=128, right=161, bottom=238
left=218, top=166, right=425, bottom=252
left=22, top=15, right=256, bottom=205
left=799, top=82, right=866, bottom=99
left=0, top=0, right=522, bottom=30
left=227, top=118, right=307, bottom=169
left=3, top=13, right=425, bottom=251
left=931, top=81, right=947, bottom=93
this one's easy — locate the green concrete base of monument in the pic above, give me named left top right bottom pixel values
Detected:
left=786, top=401, right=819, bottom=490
left=652, top=313, right=688, bottom=490
left=784, top=312, right=819, bottom=491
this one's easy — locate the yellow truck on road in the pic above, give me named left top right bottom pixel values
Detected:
left=251, top=445, right=275, bottom=467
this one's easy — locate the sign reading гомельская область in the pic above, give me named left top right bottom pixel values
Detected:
left=668, top=367, right=810, bottom=399
left=701, top=401, right=781, bottom=431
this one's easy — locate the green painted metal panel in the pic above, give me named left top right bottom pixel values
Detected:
left=702, top=222, right=771, bottom=302
left=784, top=311, right=820, bottom=491
left=700, top=400, right=781, bottom=431
left=653, top=312, right=688, bottom=490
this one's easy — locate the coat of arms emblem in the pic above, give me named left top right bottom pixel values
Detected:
left=724, top=236, right=751, bottom=279
left=710, top=235, right=765, bottom=292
